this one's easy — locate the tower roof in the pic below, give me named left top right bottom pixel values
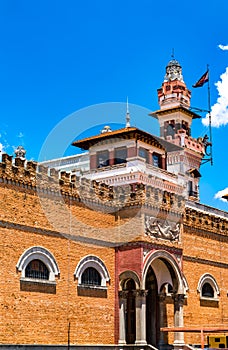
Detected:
left=167, top=59, right=181, bottom=68
left=150, top=106, right=201, bottom=120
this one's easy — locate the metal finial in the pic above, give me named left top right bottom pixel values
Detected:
left=171, top=48, right=175, bottom=59
left=126, top=97, right=130, bottom=128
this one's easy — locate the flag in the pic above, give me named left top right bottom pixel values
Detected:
left=192, top=70, right=209, bottom=88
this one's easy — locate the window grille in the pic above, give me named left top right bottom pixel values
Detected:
left=81, top=267, right=101, bottom=286
left=25, top=259, right=49, bottom=280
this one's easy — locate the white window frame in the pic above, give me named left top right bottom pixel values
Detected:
left=197, top=273, right=219, bottom=301
left=17, top=246, right=60, bottom=283
left=74, top=255, right=110, bottom=288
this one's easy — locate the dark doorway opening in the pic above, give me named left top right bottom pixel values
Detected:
left=146, top=266, right=159, bottom=347
left=123, top=279, right=136, bottom=344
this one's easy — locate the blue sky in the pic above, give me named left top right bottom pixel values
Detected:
left=0, top=0, right=228, bottom=211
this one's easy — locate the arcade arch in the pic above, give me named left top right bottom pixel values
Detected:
left=118, top=250, right=187, bottom=347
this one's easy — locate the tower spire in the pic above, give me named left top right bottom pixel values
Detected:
left=126, top=97, right=130, bottom=127
left=171, top=48, right=175, bottom=59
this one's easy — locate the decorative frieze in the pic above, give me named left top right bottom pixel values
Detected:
left=184, top=206, right=228, bottom=235
left=145, top=215, right=180, bottom=241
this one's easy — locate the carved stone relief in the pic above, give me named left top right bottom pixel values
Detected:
left=145, top=215, right=180, bottom=241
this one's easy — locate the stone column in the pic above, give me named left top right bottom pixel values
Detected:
left=135, top=289, right=147, bottom=346
left=118, top=291, right=128, bottom=345
left=148, top=151, right=153, bottom=165
left=90, top=153, right=97, bottom=170
left=173, top=294, right=185, bottom=348
left=161, top=154, right=166, bottom=170
left=109, top=149, right=115, bottom=166
left=158, top=292, right=166, bottom=347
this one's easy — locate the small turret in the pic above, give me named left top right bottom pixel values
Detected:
left=151, top=58, right=201, bottom=140
left=15, top=145, right=26, bottom=159
left=158, top=58, right=191, bottom=110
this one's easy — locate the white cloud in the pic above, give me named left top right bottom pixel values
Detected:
left=214, top=187, right=228, bottom=202
left=202, top=67, right=228, bottom=127
left=218, top=44, right=228, bottom=51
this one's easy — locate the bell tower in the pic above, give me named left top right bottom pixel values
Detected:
left=152, top=58, right=200, bottom=140
left=150, top=58, right=205, bottom=202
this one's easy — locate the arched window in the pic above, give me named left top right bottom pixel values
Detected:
left=25, top=259, right=49, bottom=280
left=17, top=246, right=59, bottom=282
left=202, top=282, right=214, bottom=298
left=81, top=267, right=101, bottom=286
left=75, top=255, right=110, bottom=288
left=197, top=273, right=219, bottom=300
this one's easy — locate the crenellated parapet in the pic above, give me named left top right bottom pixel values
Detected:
left=0, top=153, right=185, bottom=215
left=184, top=204, right=228, bottom=237
left=0, top=154, right=37, bottom=184
left=0, top=153, right=79, bottom=197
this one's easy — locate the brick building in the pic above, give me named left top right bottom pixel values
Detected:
left=0, top=59, right=228, bottom=350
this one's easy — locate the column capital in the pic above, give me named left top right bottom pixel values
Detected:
left=159, top=292, right=166, bottom=302
left=118, top=290, right=129, bottom=299
left=173, top=293, right=185, bottom=306
left=134, top=289, right=148, bottom=298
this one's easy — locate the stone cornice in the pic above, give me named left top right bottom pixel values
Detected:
left=183, top=255, right=228, bottom=269
left=0, top=220, right=117, bottom=248
left=116, top=240, right=183, bottom=256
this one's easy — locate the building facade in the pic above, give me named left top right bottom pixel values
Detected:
left=0, top=59, right=228, bottom=350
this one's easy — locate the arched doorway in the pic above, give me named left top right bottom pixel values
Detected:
left=146, top=266, right=159, bottom=346
left=144, top=253, right=184, bottom=348
left=123, top=279, right=136, bottom=344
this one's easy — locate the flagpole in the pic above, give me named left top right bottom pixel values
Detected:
left=207, top=64, right=213, bottom=165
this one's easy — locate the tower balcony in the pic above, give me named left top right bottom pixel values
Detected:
left=82, top=157, right=184, bottom=196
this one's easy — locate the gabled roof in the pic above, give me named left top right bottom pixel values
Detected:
left=72, top=127, right=165, bottom=151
